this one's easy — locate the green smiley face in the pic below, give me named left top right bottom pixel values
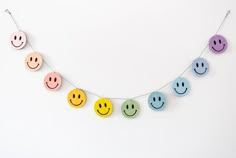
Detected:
left=121, top=99, right=139, bottom=118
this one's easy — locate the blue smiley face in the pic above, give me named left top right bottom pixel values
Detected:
left=148, top=92, right=166, bottom=111
left=192, top=58, right=209, bottom=76
left=172, top=77, right=190, bottom=97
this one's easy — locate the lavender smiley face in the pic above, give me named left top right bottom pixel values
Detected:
left=209, top=35, right=227, bottom=54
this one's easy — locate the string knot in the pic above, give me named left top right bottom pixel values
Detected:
left=5, top=9, right=11, bottom=14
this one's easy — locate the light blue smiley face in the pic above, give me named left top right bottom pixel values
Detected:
left=172, top=77, right=190, bottom=97
left=192, top=58, right=209, bottom=76
left=148, top=92, right=166, bottom=111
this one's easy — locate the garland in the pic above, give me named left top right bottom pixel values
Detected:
left=5, top=9, right=231, bottom=119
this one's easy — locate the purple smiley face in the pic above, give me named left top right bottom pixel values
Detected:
left=209, top=35, right=227, bottom=54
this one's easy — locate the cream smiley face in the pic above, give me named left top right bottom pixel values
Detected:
left=25, top=52, right=43, bottom=71
left=9, top=31, right=27, bottom=50
left=44, top=72, right=62, bottom=91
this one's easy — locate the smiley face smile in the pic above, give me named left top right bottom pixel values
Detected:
left=194, top=68, right=207, bottom=75
left=123, top=110, right=137, bottom=116
left=26, top=62, right=39, bottom=69
left=97, top=108, right=110, bottom=115
left=212, top=44, right=225, bottom=52
left=11, top=41, right=24, bottom=48
left=46, top=82, right=59, bottom=89
left=70, top=99, right=83, bottom=106
left=174, top=88, right=188, bottom=95
left=150, top=102, right=164, bottom=109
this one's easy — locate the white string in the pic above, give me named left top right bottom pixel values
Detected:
left=5, top=9, right=231, bottom=100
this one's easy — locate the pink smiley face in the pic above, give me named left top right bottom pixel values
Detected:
left=9, top=31, right=27, bottom=49
left=44, top=72, right=62, bottom=91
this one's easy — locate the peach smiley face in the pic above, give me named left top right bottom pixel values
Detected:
left=44, top=72, right=62, bottom=91
left=25, top=52, right=43, bottom=71
left=9, top=31, right=27, bottom=50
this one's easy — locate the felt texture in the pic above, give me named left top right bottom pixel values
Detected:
left=67, top=88, right=87, bottom=108
left=9, top=31, right=27, bottom=50
left=209, top=34, right=227, bottom=54
left=192, top=57, right=209, bottom=76
left=172, top=77, right=190, bottom=97
left=121, top=99, right=139, bottom=118
left=25, top=52, right=43, bottom=71
left=43, top=72, right=62, bottom=91
left=94, top=98, right=113, bottom=118
left=148, top=92, right=167, bottom=111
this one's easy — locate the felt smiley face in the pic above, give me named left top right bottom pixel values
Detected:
left=94, top=98, right=113, bottom=118
left=121, top=99, right=139, bottom=118
left=192, top=58, right=209, bottom=76
left=44, top=72, right=62, bottom=91
left=209, top=35, right=227, bottom=54
left=148, top=92, right=166, bottom=111
left=25, top=52, right=43, bottom=71
left=172, top=77, right=190, bottom=97
left=9, top=31, right=27, bottom=49
left=67, top=89, right=87, bottom=108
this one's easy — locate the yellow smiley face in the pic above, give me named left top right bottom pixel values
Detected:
left=67, top=89, right=87, bottom=108
left=94, top=98, right=113, bottom=118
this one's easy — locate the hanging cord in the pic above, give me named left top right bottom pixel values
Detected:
left=5, top=9, right=231, bottom=100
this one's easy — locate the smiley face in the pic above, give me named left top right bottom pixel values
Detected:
left=44, top=72, right=62, bottom=91
left=148, top=92, right=166, bottom=111
left=67, top=89, right=87, bottom=108
left=9, top=31, right=27, bottom=49
left=172, top=77, right=190, bottom=97
left=94, top=98, right=113, bottom=118
left=25, top=52, right=43, bottom=71
left=121, top=99, right=139, bottom=118
left=209, top=35, right=227, bottom=54
left=192, top=58, right=209, bottom=76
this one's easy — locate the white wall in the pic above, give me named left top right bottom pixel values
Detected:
left=0, top=0, right=236, bottom=158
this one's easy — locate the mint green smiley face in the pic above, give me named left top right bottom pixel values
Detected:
left=121, top=99, right=139, bottom=118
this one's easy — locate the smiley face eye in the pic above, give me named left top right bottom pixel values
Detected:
left=177, top=83, right=179, bottom=87
left=54, top=78, right=57, bottom=82
left=182, top=82, right=184, bottom=87
left=73, top=94, right=75, bottom=98
left=153, top=97, right=156, bottom=102
left=214, top=40, right=216, bottom=45
left=158, top=97, right=161, bottom=101
left=49, top=77, right=52, bottom=81
left=19, top=36, right=22, bottom=40
left=132, top=104, right=134, bottom=109
left=78, top=94, right=81, bottom=98
left=30, top=57, right=33, bottom=61
left=202, top=63, right=204, bottom=67
left=196, top=63, right=199, bottom=67
left=219, top=39, right=222, bottom=44
left=99, top=104, right=102, bottom=108
left=14, top=36, right=17, bottom=40
left=126, top=105, right=129, bottom=109
left=35, top=58, right=38, bottom=62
